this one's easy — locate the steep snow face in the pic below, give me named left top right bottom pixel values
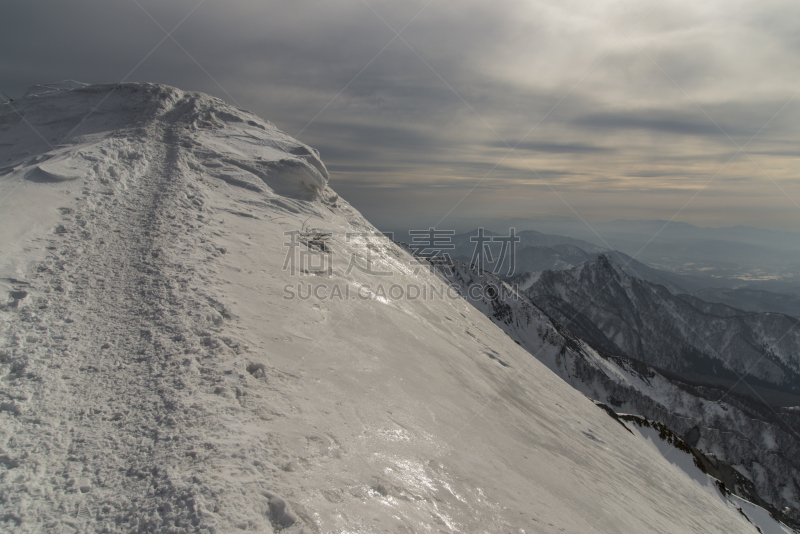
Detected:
left=0, top=83, right=770, bottom=533
left=447, top=258, right=800, bottom=519
left=621, top=416, right=796, bottom=534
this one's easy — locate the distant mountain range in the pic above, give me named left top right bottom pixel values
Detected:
left=516, top=254, right=800, bottom=406
left=431, top=256, right=800, bottom=524
left=421, top=227, right=800, bottom=316
left=419, top=216, right=800, bottom=289
left=411, top=228, right=727, bottom=294
left=685, top=287, right=800, bottom=319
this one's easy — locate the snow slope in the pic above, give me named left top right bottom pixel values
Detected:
left=439, top=259, right=799, bottom=522
left=0, top=82, right=775, bottom=532
left=621, top=416, right=795, bottom=534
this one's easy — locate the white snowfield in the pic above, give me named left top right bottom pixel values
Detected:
left=0, top=82, right=779, bottom=533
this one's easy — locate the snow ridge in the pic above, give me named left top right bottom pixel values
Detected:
left=0, top=82, right=783, bottom=533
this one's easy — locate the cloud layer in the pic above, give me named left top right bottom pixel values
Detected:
left=2, top=0, right=799, bottom=231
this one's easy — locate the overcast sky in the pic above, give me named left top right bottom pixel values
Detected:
left=2, top=0, right=799, bottom=232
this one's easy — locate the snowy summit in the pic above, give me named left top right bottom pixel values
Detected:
left=0, top=82, right=791, bottom=532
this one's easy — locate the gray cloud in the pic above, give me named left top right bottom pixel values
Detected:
left=492, top=141, right=614, bottom=154
left=2, top=0, right=799, bottom=231
left=575, top=112, right=733, bottom=137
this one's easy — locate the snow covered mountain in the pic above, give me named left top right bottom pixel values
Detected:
left=497, top=256, right=800, bottom=517
left=521, top=255, right=800, bottom=402
left=442, top=229, right=694, bottom=292
left=0, top=82, right=793, bottom=532
left=437, top=258, right=800, bottom=526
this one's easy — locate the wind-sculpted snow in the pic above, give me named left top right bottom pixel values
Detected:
left=0, top=82, right=784, bottom=532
